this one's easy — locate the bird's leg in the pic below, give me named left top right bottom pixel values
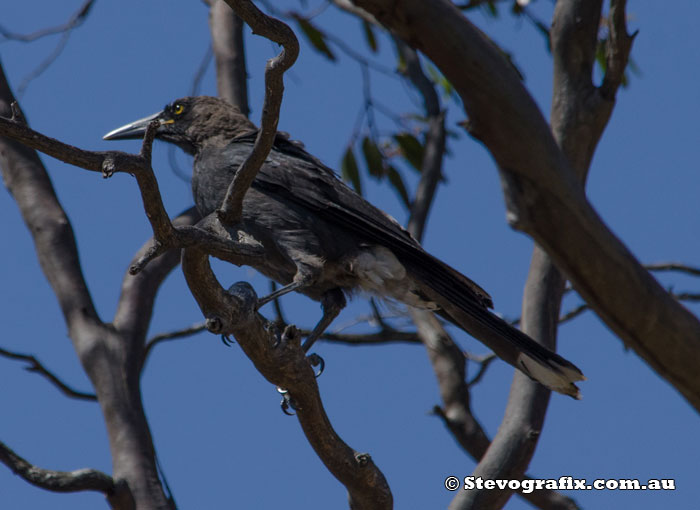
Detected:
left=257, top=263, right=319, bottom=309
left=302, top=288, right=346, bottom=353
left=256, top=280, right=305, bottom=309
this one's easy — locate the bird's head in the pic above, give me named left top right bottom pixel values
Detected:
left=103, top=96, right=256, bottom=154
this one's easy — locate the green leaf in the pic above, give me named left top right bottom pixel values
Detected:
left=362, top=20, right=378, bottom=53
left=341, top=146, right=362, bottom=195
left=361, top=136, right=384, bottom=178
left=386, top=166, right=411, bottom=208
left=483, top=1, right=498, bottom=18
left=393, top=133, right=425, bottom=172
left=294, top=16, right=336, bottom=62
left=425, top=63, right=460, bottom=101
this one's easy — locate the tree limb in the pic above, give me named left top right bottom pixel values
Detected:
left=141, top=322, right=207, bottom=372
left=0, top=440, right=115, bottom=495
left=217, top=0, right=299, bottom=224
left=0, top=347, right=96, bottom=401
left=0, top=61, right=173, bottom=509
left=180, top=250, right=393, bottom=509
left=352, top=0, right=700, bottom=413
left=209, top=0, right=250, bottom=114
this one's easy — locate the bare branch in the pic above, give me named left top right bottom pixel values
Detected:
left=174, top=4, right=391, bottom=506
left=141, top=322, right=207, bottom=372
left=180, top=249, right=393, bottom=509
left=217, top=0, right=299, bottom=224
left=190, top=44, right=214, bottom=97
left=0, top=347, right=96, bottom=401
left=600, top=0, right=637, bottom=100
left=354, top=0, right=700, bottom=413
left=0, top=66, right=101, bottom=341
left=2, top=0, right=97, bottom=97
left=559, top=290, right=700, bottom=324
left=331, top=0, right=379, bottom=25
left=0, top=109, right=265, bottom=277
left=0, top=439, right=115, bottom=495
left=432, top=408, right=580, bottom=510
left=317, top=329, right=421, bottom=345
left=645, top=262, right=700, bottom=278
left=0, top=0, right=95, bottom=43
left=114, top=207, right=202, bottom=349
left=465, top=352, right=496, bottom=387
left=209, top=0, right=250, bottom=114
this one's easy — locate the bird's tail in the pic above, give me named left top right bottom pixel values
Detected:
left=435, top=305, right=584, bottom=398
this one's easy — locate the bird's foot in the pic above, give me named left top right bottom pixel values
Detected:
left=308, top=353, right=325, bottom=377
left=277, top=387, right=299, bottom=415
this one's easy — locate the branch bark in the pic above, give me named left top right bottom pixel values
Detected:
left=217, top=0, right=299, bottom=224
left=0, top=347, right=96, bottom=401
left=181, top=250, right=393, bottom=509
left=0, top=61, right=177, bottom=509
left=0, top=440, right=116, bottom=495
left=209, top=0, right=250, bottom=114
left=178, top=2, right=393, bottom=506
left=351, top=0, right=700, bottom=414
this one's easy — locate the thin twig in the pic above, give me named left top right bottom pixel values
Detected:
left=0, top=347, right=96, bottom=401
left=645, top=262, right=700, bottom=277
left=465, top=352, right=497, bottom=387
left=0, top=0, right=95, bottom=43
left=600, top=0, right=637, bottom=99
left=140, top=323, right=208, bottom=372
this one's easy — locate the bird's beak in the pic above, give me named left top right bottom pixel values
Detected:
left=103, top=110, right=166, bottom=140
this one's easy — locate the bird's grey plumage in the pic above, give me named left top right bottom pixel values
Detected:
left=104, top=96, right=585, bottom=398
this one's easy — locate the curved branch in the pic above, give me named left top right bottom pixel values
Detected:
left=353, top=1, right=700, bottom=414
left=114, top=207, right=201, bottom=350
left=218, top=0, right=299, bottom=223
left=0, top=440, right=115, bottom=494
left=0, top=0, right=95, bottom=43
left=645, top=262, right=700, bottom=278
left=181, top=248, right=392, bottom=509
left=141, top=322, right=207, bottom=372
left=0, top=347, right=96, bottom=401
left=0, top=63, right=101, bottom=336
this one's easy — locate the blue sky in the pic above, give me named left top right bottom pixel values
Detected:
left=1, top=1, right=699, bottom=509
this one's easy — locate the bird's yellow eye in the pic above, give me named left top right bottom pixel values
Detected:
left=173, top=104, right=184, bottom=115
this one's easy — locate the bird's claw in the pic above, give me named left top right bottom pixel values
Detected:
left=221, top=334, right=235, bottom=347
left=308, top=353, right=325, bottom=377
left=277, top=386, right=299, bottom=415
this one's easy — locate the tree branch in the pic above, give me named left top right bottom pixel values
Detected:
left=0, top=439, right=116, bottom=495
left=217, top=0, right=299, bottom=224
left=209, top=0, right=250, bottom=114
left=141, top=322, right=207, bottom=372
left=0, top=0, right=95, bottom=43
left=180, top=249, right=393, bottom=509
left=353, top=1, right=700, bottom=413
left=600, top=0, right=637, bottom=100
left=175, top=4, right=392, bottom=507
left=645, top=262, right=700, bottom=278
left=114, top=207, right=202, bottom=353
left=1, top=60, right=174, bottom=509
left=0, top=64, right=101, bottom=335
left=0, top=347, right=96, bottom=401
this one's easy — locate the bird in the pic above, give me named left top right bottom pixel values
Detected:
left=104, top=96, right=584, bottom=398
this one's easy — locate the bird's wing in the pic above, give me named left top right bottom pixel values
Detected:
left=226, top=133, right=494, bottom=311
left=222, top=134, right=585, bottom=398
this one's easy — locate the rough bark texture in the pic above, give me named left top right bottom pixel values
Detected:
left=210, top=0, right=250, bottom=115
left=0, top=62, right=177, bottom=510
left=353, top=0, right=700, bottom=413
